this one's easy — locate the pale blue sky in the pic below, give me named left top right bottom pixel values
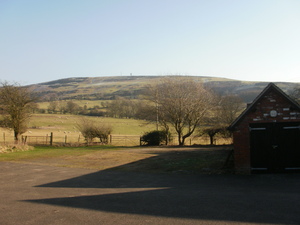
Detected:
left=1, top=0, right=300, bottom=84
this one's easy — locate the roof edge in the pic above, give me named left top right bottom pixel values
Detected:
left=228, top=83, right=300, bottom=130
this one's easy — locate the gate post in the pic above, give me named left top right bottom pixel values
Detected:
left=50, top=132, right=53, bottom=146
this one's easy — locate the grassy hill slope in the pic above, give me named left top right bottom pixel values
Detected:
left=28, top=75, right=298, bottom=103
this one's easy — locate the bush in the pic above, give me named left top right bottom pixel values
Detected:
left=77, top=119, right=112, bottom=144
left=141, top=130, right=169, bottom=146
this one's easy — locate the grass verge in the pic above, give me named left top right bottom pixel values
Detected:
left=0, top=145, right=117, bottom=161
left=0, top=145, right=234, bottom=174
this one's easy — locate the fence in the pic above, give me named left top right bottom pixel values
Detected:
left=21, top=134, right=53, bottom=145
left=18, top=134, right=142, bottom=146
left=109, top=135, right=141, bottom=146
left=0, top=132, right=139, bottom=146
left=0, top=132, right=69, bottom=146
left=168, top=136, right=232, bottom=146
left=0, top=131, right=232, bottom=147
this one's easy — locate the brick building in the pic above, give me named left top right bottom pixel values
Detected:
left=229, top=83, right=300, bottom=174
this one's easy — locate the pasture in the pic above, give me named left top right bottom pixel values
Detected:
left=0, top=114, right=231, bottom=146
left=28, top=114, right=155, bottom=135
left=0, top=114, right=156, bottom=145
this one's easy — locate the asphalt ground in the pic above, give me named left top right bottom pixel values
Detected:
left=0, top=161, right=300, bottom=225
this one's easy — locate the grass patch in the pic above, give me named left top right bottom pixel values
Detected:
left=0, top=145, right=234, bottom=174
left=0, top=145, right=118, bottom=162
left=110, top=148, right=233, bottom=174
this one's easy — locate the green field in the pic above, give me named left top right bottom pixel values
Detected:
left=0, top=113, right=231, bottom=146
left=0, top=113, right=157, bottom=145
left=28, top=113, right=155, bottom=135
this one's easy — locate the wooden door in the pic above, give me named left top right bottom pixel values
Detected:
left=250, top=122, right=300, bottom=171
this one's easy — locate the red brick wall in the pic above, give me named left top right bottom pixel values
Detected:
left=233, top=89, right=300, bottom=174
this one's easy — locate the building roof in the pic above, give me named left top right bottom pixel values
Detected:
left=228, top=83, right=300, bottom=130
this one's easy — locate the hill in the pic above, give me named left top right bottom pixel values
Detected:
left=28, top=75, right=299, bottom=103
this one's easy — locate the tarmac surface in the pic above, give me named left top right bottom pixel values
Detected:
left=0, top=161, right=300, bottom=225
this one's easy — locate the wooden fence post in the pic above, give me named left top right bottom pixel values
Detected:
left=50, top=132, right=53, bottom=146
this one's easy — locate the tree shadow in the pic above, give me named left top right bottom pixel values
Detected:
left=24, top=149, right=300, bottom=224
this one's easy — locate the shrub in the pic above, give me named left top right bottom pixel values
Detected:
left=141, top=130, right=169, bottom=146
left=77, top=119, right=112, bottom=144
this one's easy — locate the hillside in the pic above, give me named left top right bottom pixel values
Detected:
left=28, top=75, right=299, bottom=103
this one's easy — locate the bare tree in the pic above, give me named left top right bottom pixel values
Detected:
left=217, top=94, right=244, bottom=126
left=66, top=101, right=80, bottom=114
left=48, top=101, right=58, bottom=113
left=0, top=82, right=37, bottom=141
left=199, top=94, right=244, bottom=145
left=105, top=97, right=139, bottom=118
left=58, top=101, right=67, bottom=114
left=289, top=84, right=300, bottom=103
left=147, top=77, right=213, bottom=146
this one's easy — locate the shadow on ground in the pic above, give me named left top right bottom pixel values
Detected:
left=24, top=147, right=300, bottom=224
left=106, top=147, right=234, bottom=174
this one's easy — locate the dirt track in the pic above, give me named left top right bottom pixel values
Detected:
left=1, top=160, right=300, bottom=225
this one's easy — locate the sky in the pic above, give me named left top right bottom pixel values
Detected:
left=1, top=0, right=300, bottom=85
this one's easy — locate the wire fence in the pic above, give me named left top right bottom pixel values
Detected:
left=0, top=131, right=232, bottom=147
